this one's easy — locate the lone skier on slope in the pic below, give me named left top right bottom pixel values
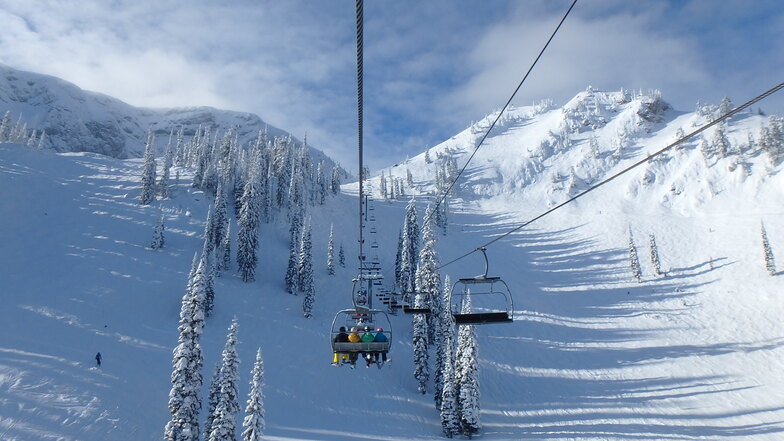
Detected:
left=95, top=352, right=102, bottom=367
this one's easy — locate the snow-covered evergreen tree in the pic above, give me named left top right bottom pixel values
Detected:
left=415, top=203, right=440, bottom=348
left=628, top=227, right=642, bottom=282
left=219, top=223, right=232, bottom=274
left=26, top=129, right=37, bottom=147
left=152, top=214, right=165, bottom=249
left=164, top=259, right=207, bottom=441
left=213, top=182, right=230, bottom=251
left=762, top=221, right=777, bottom=276
left=241, top=349, right=265, bottom=441
left=712, top=124, right=732, bottom=158
left=718, top=96, right=734, bottom=117
left=330, top=165, right=342, bottom=195
left=455, top=295, right=480, bottom=438
left=202, top=205, right=217, bottom=258
left=284, top=209, right=302, bottom=294
left=206, top=318, right=241, bottom=441
left=412, top=294, right=429, bottom=394
left=380, top=171, right=388, bottom=199
left=399, top=199, right=420, bottom=301
left=159, top=130, right=175, bottom=198
left=139, top=131, right=157, bottom=205
left=236, top=181, right=259, bottom=283
left=205, top=361, right=222, bottom=438
left=204, top=254, right=217, bottom=318
left=0, top=111, right=10, bottom=142
left=434, top=274, right=452, bottom=410
left=649, top=233, right=664, bottom=276
left=326, top=224, right=335, bottom=275
left=37, top=130, right=46, bottom=149
left=439, top=316, right=460, bottom=438
left=299, top=218, right=315, bottom=317
left=338, top=243, right=346, bottom=268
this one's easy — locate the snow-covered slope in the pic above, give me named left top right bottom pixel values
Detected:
left=0, top=64, right=329, bottom=162
left=1, top=84, right=784, bottom=441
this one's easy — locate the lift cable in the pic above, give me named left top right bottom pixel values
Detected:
left=422, top=0, right=578, bottom=228
left=438, top=80, right=784, bottom=270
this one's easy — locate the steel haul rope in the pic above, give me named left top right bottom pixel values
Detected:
left=423, top=0, right=579, bottom=228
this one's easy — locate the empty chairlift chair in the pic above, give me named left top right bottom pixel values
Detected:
left=449, top=247, right=514, bottom=324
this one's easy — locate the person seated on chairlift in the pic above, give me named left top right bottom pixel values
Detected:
left=347, top=326, right=361, bottom=367
left=331, top=326, right=349, bottom=366
left=361, top=325, right=376, bottom=367
left=373, top=327, right=388, bottom=368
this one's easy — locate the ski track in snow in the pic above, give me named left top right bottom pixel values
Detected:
left=1, top=91, right=783, bottom=440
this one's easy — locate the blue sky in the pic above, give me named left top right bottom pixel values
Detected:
left=0, top=0, right=782, bottom=170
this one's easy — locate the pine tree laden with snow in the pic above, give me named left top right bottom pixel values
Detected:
left=338, top=243, right=345, bottom=268
left=242, top=349, right=265, bottom=441
left=762, top=221, right=777, bottom=276
left=213, top=182, right=230, bottom=251
left=434, top=274, right=452, bottom=410
left=159, top=130, right=175, bottom=198
left=152, top=214, right=165, bottom=249
left=439, top=316, right=460, bottom=438
left=326, top=224, right=335, bottom=275
left=649, top=233, right=664, bottom=276
left=414, top=204, right=440, bottom=394
left=628, top=227, right=642, bottom=283
left=206, top=318, right=241, bottom=441
left=37, top=130, right=46, bottom=149
left=285, top=209, right=302, bottom=294
left=412, top=295, right=429, bottom=394
left=236, top=181, right=260, bottom=283
left=219, top=223, right=232, bottom=274
left=205, top=361, right=223, bottom=438
left=204, top=254, right=217, bottom=318
left=455, top=295, right=480, bottom=438
left=164, top=259, right=207, bottom=441
left=139, top=131, right=157, bottom=205
left=0, top=111, right=10, bottom=142
left=299, top=218, right=315, bottom=318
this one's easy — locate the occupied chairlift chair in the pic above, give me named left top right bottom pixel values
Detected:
left=449, top=247, right=514, bottom=324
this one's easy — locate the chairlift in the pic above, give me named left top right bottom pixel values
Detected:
left=449, top=247, right=514, bottom=324
left=330, top=307, right=392, bottom=355
left=402, top=291, right=432, bottom=315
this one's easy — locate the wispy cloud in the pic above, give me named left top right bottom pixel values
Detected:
left=0, top=0, right=781, bottom=170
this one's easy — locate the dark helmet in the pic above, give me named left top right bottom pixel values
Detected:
left=339, top=326, right=346, bottom=332
left=364, top=326, right=371, bottom=331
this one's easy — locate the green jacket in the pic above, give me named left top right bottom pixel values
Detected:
left=361, top=331, right=375, bottom=342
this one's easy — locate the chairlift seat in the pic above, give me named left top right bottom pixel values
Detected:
left=452, top=312, right=512, bottom=324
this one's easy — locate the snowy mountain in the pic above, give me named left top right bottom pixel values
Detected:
left=1, top=77, right=784, bottom=441
left=0, top=64, right=330, bottom=163
left=370, top=87, right=782, bottom=215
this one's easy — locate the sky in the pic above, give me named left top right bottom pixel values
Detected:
left=0, top=0, right=782, bottom=171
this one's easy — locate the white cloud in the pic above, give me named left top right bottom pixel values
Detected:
left=445, top=10, right=710, bottom=123
left=0, top=0, right=781, bottom=171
